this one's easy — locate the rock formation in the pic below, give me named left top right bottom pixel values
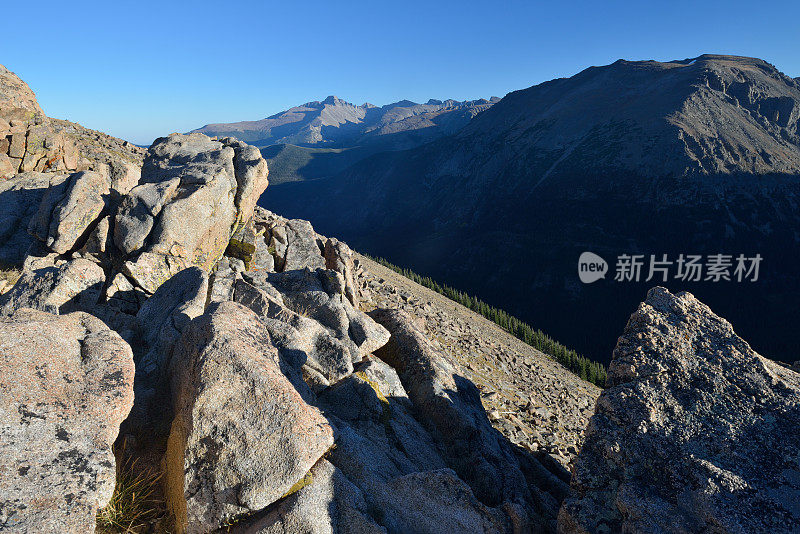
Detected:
left=0, top=309, right=134, bottom=533
left=0, top=109, right=581, bottom=532
left=355, top=257, right=600, bottom=469
left=559, top=287, right=800, bottom=533
left=0, top=93, right=275, bottom=529
left=370, top=308, right=547, bottom=509
left=0, top=64, right=71, bottom=178
left=3, top=61, right=796, bottom=534
left=233, top=267, right=389, bottom=387
left=0, top=257, right=105, bottom=315
left=0, top=172, right=67, bottom=264
left=136, top=266, right=208, bottom=390
left=0, top=64, right=143, bottom=266
left=116, top=133, right=268, bottom=293
left=0, top=64, right=143, bottom=182
left=165, top=302, right=336, bottom=533
left=240, top=458, right=385, bottom=534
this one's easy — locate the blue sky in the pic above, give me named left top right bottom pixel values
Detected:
left=5, top=0, right=799, bottom=145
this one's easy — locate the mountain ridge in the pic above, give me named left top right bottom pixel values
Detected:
left=260, top=53, right=800, bottom=365
left=192, top=95, right=500, bottom=147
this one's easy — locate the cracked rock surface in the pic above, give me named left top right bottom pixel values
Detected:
left=559, top=287, right=800, bottom=534
left=165, top=302, right=335, bottom=533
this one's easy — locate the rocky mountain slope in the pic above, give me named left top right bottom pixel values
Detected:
left=357, top=255, right=599, bottom=468
left=0, top=64, right=798, bottom=534
left=262, top=54, right=800, bottom=365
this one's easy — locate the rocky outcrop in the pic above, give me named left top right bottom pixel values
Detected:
left=0, top=64, right=143, bottom=182
left=147, top=202, right=568, bottom=533
left=0, top=64, right=143, bottom=269
left=165, top=302, right=335, bottom=533
left=324, top=237, right=359, bottom=306
left=0, top=92, right=76, bottom=178
left=314, top=356, right=523, bottom=534
left=136, top=267, right=208, bottom=384
left=283, top=219, right=326, bottom=271
left=48, top=118, right=144, bottom=186
left=0, top=258, right=105, bottom=315
left=559, top=287, right=800, bottom=534
left=0, top=113, right=277, bottom=530
left=0, top=308, right=134, bottom=533
left=381, top=469, right=515, bottom=533
left=0, top=128, right=274, bottom=527
left=0, top=172, right=68, bottom=265
left=118, top=133, right=268, bottom=293
left=0, top=132, right=269, bottom=329
left=226, top=137, right=269, bottom=223
left=29, top=170, right=111, bottom=255
left=356, top=255, right=600, bottom=469
left=233, top=268, right=389, bottom=386
left=0, top=64, right=43, bottom=117
left=239, top=459, right=385, bottom=534
left=370, top=309, right=567, bottom=520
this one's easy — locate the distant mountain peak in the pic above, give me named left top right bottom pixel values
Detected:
left=460, top=53, right=800, bottom=176
left=385, top=99, right=418, bottom=108
left=191, top=95, right=499, bottom=148
left=321, top=95, right=350, bottom=106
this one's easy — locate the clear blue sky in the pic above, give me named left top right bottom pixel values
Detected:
left=5, top=0, right=799, bottom=145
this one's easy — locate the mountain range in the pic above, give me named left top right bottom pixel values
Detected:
left=256, top=54, right=800, bottom=364
left=2, top=57, right=800, bottom=534
left=192, top=96, right=499, bottom=184
left=194, top=96, right=500, bottom=147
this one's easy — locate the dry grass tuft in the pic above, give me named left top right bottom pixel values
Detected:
left=290, top=301, right=316, bottom=318
left=96, top=455, right=164, bottom=533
